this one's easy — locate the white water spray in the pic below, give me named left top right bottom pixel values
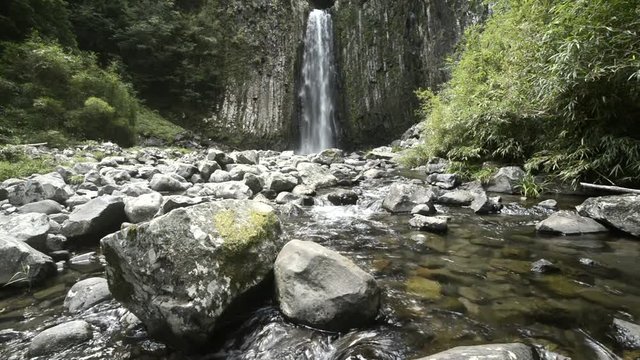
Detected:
left=299, top=9, right=337, bottom=154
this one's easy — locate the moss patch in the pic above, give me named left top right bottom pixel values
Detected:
left=214, top=209, right=279, bottom=255
left=406, top=276, right=442, bottom=300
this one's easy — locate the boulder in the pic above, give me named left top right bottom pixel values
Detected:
left=427, top=173, right=460, bottom=190
left=313, top=148, right=344, bottom=165
left=0, top=213, right=51, bottom=251
left=576, top=194, right=640, bottom=237
left=409, top=215, right=448, bottom=233
left=173, top=162, right=197, bottom=180
left=209, top=170, right=232, bottom=183
left=116, top=182, right=153, bottom=197
left=274, top=240, right=380, bottom=331
left=230, top=150, right=259, bottom=165
left=538, top=199, right=559, bottom=210
left=296, top=162, right=338, bottom=189
left=0, top=233, right=56, bottom=286
left=436, top=190, right=475, bottom=206
left=197, top=161, right=221, bottom=180
left=64, top=277, right=112, bottom=314
left=612, top=318, right=640, bottom=349
left=486, top=166, right=526, bottom=194
left=382, top=183, right=434, bottom=213
left=17, top=199, right=63, bottom=215
left=414, top=343, right=535, bottom=360
left=207, top=149, right=234, bottom=167
left=327, top=189, right=358, bottom=205
left=124, top=192, right=163, bottom=223
left=243, top=173, right=263, bottom=194
left=101, top=200, right=283, bottom=350
left=536, top=211, right=608, bottom=235
left=4, top=172, right=74, bottom=206
left=265, top=172, right=299, bottom=193
left=160, top=195, right=207, bottom=214
left=28, top=320, right=93, bottom=357
left=149, top=173, right=191, bottom=192
left=470, top=192, right=503, bottom=214
left=62, top=195, right=127, bottom=239
left=411, top=203, right=437, bottom=216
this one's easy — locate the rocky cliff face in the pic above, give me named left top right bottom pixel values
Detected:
left=203, top=0, right=309, bottom=150
left=332, top=0, right=486, bottom=148
left=205, top=0, right=484, bottom=150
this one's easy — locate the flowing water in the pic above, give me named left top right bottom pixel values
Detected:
left=1, top=175, right=640, bottom=359
left=298, top=9, right=337, bottom=155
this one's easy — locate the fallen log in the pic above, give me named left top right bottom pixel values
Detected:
left=580, top=182, right=640, bottom=195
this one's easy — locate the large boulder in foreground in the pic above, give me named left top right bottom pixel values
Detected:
left=576, top=194, right=640, bottom=237
left=414, top=343, right=535, bottom=360
left=274, top=240, right=380, bottom=332
left=382, top=183, right=434, bottom=213
left=101, top=200, right=283, bottom=350
left=536, top=211, right=608, bottom=235
left=0, top=233, right=56, bottom=286
left=62, top=195, right=127, bottom=240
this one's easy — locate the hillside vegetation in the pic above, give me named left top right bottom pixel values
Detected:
left=408, top=0, right=640, bottom=186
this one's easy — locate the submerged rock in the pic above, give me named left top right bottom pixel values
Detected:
left=274, top=240, right=380, bottom=332
left=0, top=233, right=56, bottom=286
left=536, top=211, right=608, bottom=235
left=414, top=343, right=535, bottom=360
left=64, top=277, right=112, bottom=314
left=612, top=318, right=640, bottom=349
left=576, top=194, right=640, bottom=237
left=28, top=320, right=93, bottom=357
left=382, top=183, right=434, bottom=213
left=101, top=200, right=283, bottom=350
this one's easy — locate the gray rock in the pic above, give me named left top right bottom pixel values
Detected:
left=46, top=234, right=67, bottom=252
left=275, top=192, right=305, bottom=205
left=17, top=199, right=63, bottom=215
left=64, top=277, right=112, bottom=314
left=65, top=195, right=91, bottom=210
left=365, top=146, right=396, bottom=160
left=101, top=200, right=283, bottom=350
left=437, top=190, right=475, bottom=206
left=576, top=194, right=640, bottom=237
left=411, top=203, right=437, bottom=216
left=362, top=168, right=384, bottom=179
left=230, top=150, right=259, bottom=165
left=297, top=162, right=338, bottom=189
left=197, top=161, right=221, bottom=180
left=265, top=172, right=299, bottom=193
left=62, top=195, right=127, bottom=239
left=327, top=189, right=358, bottom=205
left=0, top=233, right=56, bottom=286
left=0, top=213, right=51, bottom=251
left=149, top=173, right=191, bottom=192
left=116, top=182, right=153, bottom=197
left=124, top=192, right=163, bottom=223
left=243, top=173, right=264, bottom=194
left=536, top=211, right=608, bottom=235
left=137, top=166, right=161, bottom=179
left=173, top=162, right=197, bottom=180
left=470, top=192, right=503, bottom=214
left=101, top=168, right=131, bottom=186
left=28, top=320, right=93, bottom=357
left=414, top=343, right=535, bottom=360
left=486, top=166, right=526, bottom=194
left=531, top=259, right=560, bottom=273
left=69, top=252, right=105, bottom=273
left=612, top=318, right=640, bottom=349
left=425, top=158, right=449, bottom=174
left=292, top=184, right=316, bottom=197
left=274, top=240, right=380, bottom=332
left=205, top=181, right=253, bottom=200
left=409, top=215, right=448, bottom=233
left=313, top=148, right=344, bottom=165
left=209, top=170, right=232, bottom=183
left=382, top=183, right=435, bottom=213
left=427, top=173, right=460, bottom=190
left=207, top=149, right=234, bottom=167
left=538, top=199, right=559, bottom=210
left=5, top=172, right=74, bottom=206
left=160, top=195, right=207, bottom=214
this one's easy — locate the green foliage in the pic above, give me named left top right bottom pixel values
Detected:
left=0, top=36, right=137, bottom=146
left=136, top=106, right=186, bottom=143
left=516, top=173, right=545, bottom=199
left=0, top=0, right=76, bottom=47
left=0, top=146, right=55, bottom=181
left=417, top=0, right=640, bottom=186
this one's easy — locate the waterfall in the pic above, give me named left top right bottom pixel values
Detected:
left=298, top=9, right=337, bottom=154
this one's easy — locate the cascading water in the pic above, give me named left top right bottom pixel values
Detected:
left=298, top=9, right=337, bottom=154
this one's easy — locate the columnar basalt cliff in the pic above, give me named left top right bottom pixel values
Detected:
left=332, top=0, right=486, bottom=148
left=204, top=0, right=484, bottom=150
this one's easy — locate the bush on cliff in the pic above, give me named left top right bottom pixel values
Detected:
left=412, top=0, right=640, bottom=186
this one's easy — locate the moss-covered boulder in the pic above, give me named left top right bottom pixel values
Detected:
left=100, top=200, right=283, bottom=351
